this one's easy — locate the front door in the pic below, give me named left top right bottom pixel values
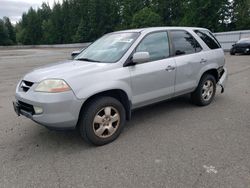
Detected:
left=129, top=31, right=176, bottom=108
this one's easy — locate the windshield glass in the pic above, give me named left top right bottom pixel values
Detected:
left=237, top=39, right=250, bottom=44
left=75, top=32, right=139, bottom=63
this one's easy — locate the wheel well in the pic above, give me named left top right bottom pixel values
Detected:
left=202, top=69, right=219, bottom=82
left=78, top=90, right=131, bottom=126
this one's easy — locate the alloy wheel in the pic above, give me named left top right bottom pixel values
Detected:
left=92, top=106, right=120, bottom=138
left=202, top=80, right=214, bottom=101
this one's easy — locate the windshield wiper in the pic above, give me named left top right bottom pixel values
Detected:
left=75, top=58, right=100, bottom=62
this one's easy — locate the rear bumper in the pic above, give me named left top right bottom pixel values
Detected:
left=218, top=68, right=228, bottom=93
left=14, top=90, right=84, bottom=130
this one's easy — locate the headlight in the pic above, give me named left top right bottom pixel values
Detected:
left=35, top=79, right=71, bottom=93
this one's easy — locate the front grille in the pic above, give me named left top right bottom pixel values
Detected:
left=18, top=101, right=35, bottom=115
left=20, top=80, right=34, bottom=92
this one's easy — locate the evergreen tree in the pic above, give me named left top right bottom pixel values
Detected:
left=72, top=18, right=90, bottom=42
left=155, top=0, right=185, bottom=26
left=61, top=0, right=73, bottom=43
left=37, top=2, right=51, bottom=20
left=11, top=0, right=250, bottom=45
left=50, top=3, right=64, bottom=43
left=119, top=0, right=145, bottom=29
left=0, top=19, right=10, bottom=45
left=18, top=8, right=43, bottom=44
left=232, top=0, right=250, bottom=30
left=180, top=0, right=228, bottom=32
left=217, top=0, right=233, bottom=31
left=41, top=19, right=54, bottom=44
left=3, top=17, right=16, bottom=44
left=132, top=7, right=163, bottom=28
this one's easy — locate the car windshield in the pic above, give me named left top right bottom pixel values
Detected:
left=237, top=39, right=250, bottom=44
left=75, top=32, right=139, bottom=63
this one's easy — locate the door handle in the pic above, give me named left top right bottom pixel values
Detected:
left=165, top=65, right=176, bottom=72
left=200, top=58, right=207, bottom=64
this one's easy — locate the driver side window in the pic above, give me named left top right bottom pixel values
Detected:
left=136, top=32, right=170, bottom=62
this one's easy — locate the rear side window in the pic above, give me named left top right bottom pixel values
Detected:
left=170, top=30, right=202, bottom=56
left=194, top=30, right=221, bottom=49
left=136, top=32, right=170, bottom=62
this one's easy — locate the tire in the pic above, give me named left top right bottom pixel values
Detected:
left=191, top=74, right=216, bottom=106
left=78, top=96, right=126, bottom=146
left=230, top=50, right=235, bottom=55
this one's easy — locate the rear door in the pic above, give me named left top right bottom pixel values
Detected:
left=194, top=29, right=225, bottom=68
left=169, top=30, right=203, bottom=96
left=129, top=31, right=176, bottom=108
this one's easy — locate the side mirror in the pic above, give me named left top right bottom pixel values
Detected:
left=132, top=52, right=150, bottom=64
left=71, top=50, right=81, bottom=59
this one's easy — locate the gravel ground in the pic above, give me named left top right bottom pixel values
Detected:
left=0, top=48, right=250, bottom=188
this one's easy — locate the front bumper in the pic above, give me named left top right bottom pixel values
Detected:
left=232, top=47, right=250, bottom=54
left=14, top=87, right=84, bottom=130
left=218, top=68, right=228, bottom=93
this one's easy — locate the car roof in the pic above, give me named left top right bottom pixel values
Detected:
left=113, top=27, right=209, bottom=34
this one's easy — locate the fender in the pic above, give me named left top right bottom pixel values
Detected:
left=196, top=62, right=219, bottom=86
left=74, top=80, right=132, bottom=102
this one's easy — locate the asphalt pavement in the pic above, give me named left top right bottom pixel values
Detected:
left=0, top=48, right=249, bottom=188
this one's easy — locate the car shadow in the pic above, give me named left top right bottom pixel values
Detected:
left=124, top=95, right=194, bottom=129
left=22, top=95, right=194, bottom=150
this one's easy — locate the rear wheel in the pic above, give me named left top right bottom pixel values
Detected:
left=191, top=74, right=216, bottom=106
left=78, top=97, right=126, bottom=146
left=230, top=49, right=235, bottom=55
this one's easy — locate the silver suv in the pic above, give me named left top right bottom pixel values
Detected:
left=14, top=27, right=227, bottom=145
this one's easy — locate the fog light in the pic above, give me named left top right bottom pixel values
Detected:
left=34, top=106, right=43, bottom=114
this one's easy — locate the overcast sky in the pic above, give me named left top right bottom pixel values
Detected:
left=0, top=0, right=62, bottom=23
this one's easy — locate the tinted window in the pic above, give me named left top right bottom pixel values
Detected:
left=194, top=30, right=221, bottom=49
left=136, top=32, right=170, bottom=62
left=170, top=30, right=202, bottom=56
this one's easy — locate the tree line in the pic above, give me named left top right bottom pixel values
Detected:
left=0, top=17, right=16, bottom=45
left=0, top=0, right=250, bottom=45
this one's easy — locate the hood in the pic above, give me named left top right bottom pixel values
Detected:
left=23, top=60, right=111, bottom=83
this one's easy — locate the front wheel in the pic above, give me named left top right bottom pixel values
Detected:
left=230, top=49, right=235, bottom=55
left=78, top=97, right=126, bottom=146
left=191, top=74, right=216, bottom=106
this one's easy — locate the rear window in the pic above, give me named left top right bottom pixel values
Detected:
left=237, top=39, right=250, bottom=44
left=194, top=30, right=221, bottom=49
